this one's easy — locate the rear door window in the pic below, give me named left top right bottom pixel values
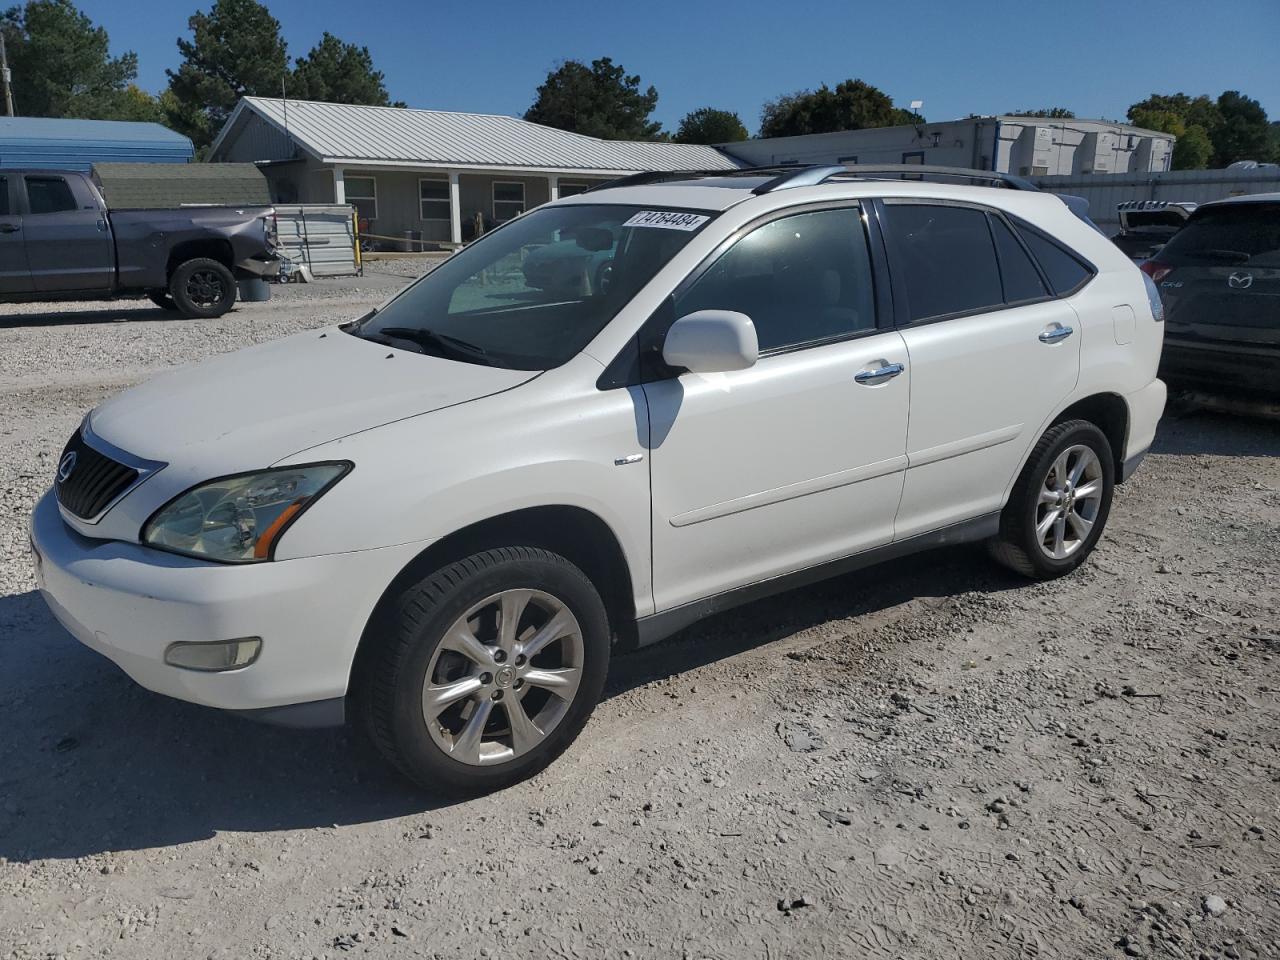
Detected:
left=25, top=176, right=78, bottom=215
left=882, top=203, right=1004, bottom=322
left=1015, top=223, right=1094, bottom=295
left=1158, top=203, right=1280, bottom=268
left=989, top=214, right=1049, bottom=303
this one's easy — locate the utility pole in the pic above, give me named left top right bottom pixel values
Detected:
left=0, top=31, right=14, bottom=117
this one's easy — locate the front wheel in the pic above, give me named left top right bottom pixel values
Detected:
left=988, top=419, right=1115, bottom=579
left=168, top=258, right=237, bottom=319
left=360, top=547, right=610, bottom=794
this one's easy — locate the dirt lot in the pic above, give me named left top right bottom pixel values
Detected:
left=1, top=264, right=1277, bottom=960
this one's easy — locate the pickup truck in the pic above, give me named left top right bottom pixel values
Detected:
left=0, top=168, right=278, bottom=318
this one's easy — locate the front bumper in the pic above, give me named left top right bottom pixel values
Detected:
left=30, top=491, right=425, bottom=719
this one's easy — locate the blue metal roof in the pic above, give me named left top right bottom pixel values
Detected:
left=0, top=117, right=194, bottom=170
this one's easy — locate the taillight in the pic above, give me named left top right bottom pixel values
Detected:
left=1140, top=260, right=1172, bottom=283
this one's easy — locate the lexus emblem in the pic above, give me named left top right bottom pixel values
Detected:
left=57, top=450, right=77, bottom=483
left=1227, top=272, right=1254, bottom=289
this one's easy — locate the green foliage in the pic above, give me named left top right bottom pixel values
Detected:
left=0, top=0, right=146, bottom=119
left=758, top=79, right=921, bottom=138
left=290, top=32, right=403, bottom=107
left=164, top=0, right=288, bottom=148
left=525, top=57, right=661, bottom=141
left=1127, top=90, right=1272, bottom=168
left=673, top=107, right=747, bottom=144
left=1007, top=107, right=1076, bottom=119
left=1213, top=91, right=1270, bottom=166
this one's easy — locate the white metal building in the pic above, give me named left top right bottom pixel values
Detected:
left=209, top=97, right=737, bottom=246
left=721, top=116, right=1175, bottom=177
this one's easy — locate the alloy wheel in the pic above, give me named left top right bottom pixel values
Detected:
left=185, top=270, right=226, bottom=307
left=1035, top=444, right=1104, bottom=560
left=421, top=589, right=583, bottom=766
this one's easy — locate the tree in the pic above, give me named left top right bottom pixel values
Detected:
left=673, top=107, right=747, bottom=144
left=525, top=57, right=661, bottom=141
left=1007, top=107, right=1076, bottom=119
left=1128, top=93, right=1224, bottom=170
left=758, top=79, right=921, bottom=139
left=165, top=0, right=288, bottom=148
left=0, top=0, right=144, bottom=119
left=1212, top=91, right=1270, bottom=166
left=290, top=32, right=403, bottom=107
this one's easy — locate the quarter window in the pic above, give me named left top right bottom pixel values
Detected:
left=989, top=215, right=1049, bottom=303
left=419, top=178, right=450, bottom=220
left=1015, top=223, right=1093, bottom=294
left=675, top=207, right=877, bottom=352
left=883, top=203, right=1004, bottom=322
left=493, top=181, right=526, bottom=221
left=344, top=176, right=377, bottom=222
left=25, top=176, right=77, bottom=215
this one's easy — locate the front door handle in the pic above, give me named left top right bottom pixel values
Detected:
left=855, top=361, right=905, bottom=384
left=0, top=223, right=19, bottom=234
left=1038, top=324, right=1074, bottom=344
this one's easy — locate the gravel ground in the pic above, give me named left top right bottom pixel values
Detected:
left=1, top=264, right=1278, bottom=960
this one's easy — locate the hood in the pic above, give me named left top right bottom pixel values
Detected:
left=89, top=327, right=536, bottom=469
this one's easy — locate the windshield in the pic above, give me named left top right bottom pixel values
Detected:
left=1158, top=203, right=1280, bottom=267
left=348, top=203, right=715, bottom=370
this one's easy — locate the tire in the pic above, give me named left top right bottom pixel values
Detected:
left=168, top=258, right=236, bottom=319
left=988, top=419, right=1115, bottom=580
left=360, top=547, right=611, bottom=794
left=147, top=291, right=178, bottom=311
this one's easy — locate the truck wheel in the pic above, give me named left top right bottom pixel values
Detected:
left=988, top=419, right=1115, bottom=580
left=147, top=291, right=178, bottom=311
left=169, top=258, right=236, bottom=319
left=360, top=547, right=610, bottom=795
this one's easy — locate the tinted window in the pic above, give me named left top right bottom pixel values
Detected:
left=1158, top=203, right=1280, bottom=268
left=1016, top=225, right=1093, bottom=294
left=675, top=208, right=876, bottom=352
left=884, top=203, right=1003, bottom=322
left=25, top=176, right=77, bottom=215
left=990, top=215, right=1049, bottom=302
left=0, top=176, right=7, bottom=216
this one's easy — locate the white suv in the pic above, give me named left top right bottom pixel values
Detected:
left=30, top=167, right=1167, bottom=793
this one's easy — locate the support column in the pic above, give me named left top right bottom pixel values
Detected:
left=332, top=165, right=346, bottom=205
left=448, top=171, right=462, bottom=245
left=548, top=174, right=559, bottom=203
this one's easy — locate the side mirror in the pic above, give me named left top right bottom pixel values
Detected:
left=662, top=310, right=759, bottom=374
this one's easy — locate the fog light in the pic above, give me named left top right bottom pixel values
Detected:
left=164, top=638, right=262, bottom=672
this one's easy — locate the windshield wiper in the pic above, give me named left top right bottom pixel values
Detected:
left=373, top=326, right=494, bottom=365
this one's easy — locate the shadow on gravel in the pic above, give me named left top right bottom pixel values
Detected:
left=1153, top=407, right=1280, bottom=458
left=0, top=305, right=179, bottom=328
left=0, top=543, right=1019, bottom=863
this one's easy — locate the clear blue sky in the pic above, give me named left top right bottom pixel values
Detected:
left=82, top=0, right=1279, bottom=134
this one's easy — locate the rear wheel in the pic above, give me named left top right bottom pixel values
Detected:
left=361, top=547, right=610, bottom=794
left=169, top=258, right=236, bottom=319
left=988, top=419, right=1115, bottom=579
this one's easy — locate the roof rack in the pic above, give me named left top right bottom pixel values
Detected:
left=588, top=163, right=1043, bottom=196
left=826, top=164, right=1038, bottom=191
left=583, top=166, right=805, bottom=193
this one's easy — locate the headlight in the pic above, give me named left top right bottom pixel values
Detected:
left=142, top=462, right=351, bottom=563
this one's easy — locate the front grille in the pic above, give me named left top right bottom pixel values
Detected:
left=55, top=429, right=139, bottom=521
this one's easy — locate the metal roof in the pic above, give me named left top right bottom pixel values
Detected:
left=0, top=116, right=193, bottom=169
left=212, top=97, right=739, bottom=174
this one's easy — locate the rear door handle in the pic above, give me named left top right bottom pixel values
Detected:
left=0, top=223, right=19, bottom=234
left=1039, top=324, right=1074, bottom=344
left=855, top=361, right=905, bottom=384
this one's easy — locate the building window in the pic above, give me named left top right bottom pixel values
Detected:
left=493, top=181, right=526, bottom=221
left=344, top=175, right=377, bottom=221
left=419, top=178, right=450, bottom=220
left=558, top=181, right=590, bottom=198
